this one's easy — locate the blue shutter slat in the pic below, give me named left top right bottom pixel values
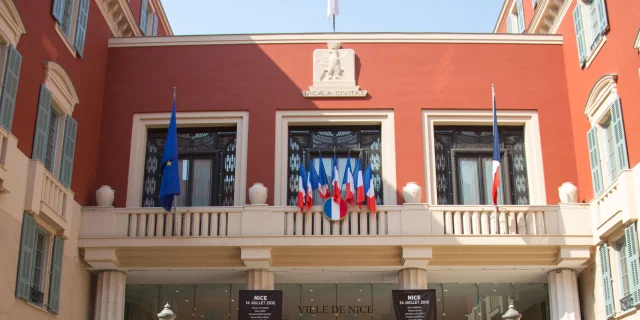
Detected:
left=32, top=85, right=52, bottom=164
left=600, top=244, right=616, bottom=318
left=573, top=5, right=587, bottom=66
left=59, top=116, right=77, bottom=188
left=152, top=13, right=158, bottom=36
left=52, top=0, right=65, bottom=24
left=0, top=45, right=22, bottom=131
left=140, top=0, right=148, bottom=35
left=516, top=0, right=525, bottom=33
left=610, top=99, right=629, bottom=175
left=593, top=0, right=609, bottom=35
left=47, top=236, right=64, bottom=314
left=15, top=212, right=36, bottom=301
left=74, top=0, right=90, bottom=57
left=625, top=223, right=640, bottom=306
left=587, top=127, right=604, bottom=195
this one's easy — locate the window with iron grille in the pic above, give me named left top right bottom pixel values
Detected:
left=141, top=127, right=237, bottom=207
left=287, top=126, right=382, bottom=206
left=434, top=126, right=529, bottom=205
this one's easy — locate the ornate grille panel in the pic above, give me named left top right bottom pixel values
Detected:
left=434, top=127, right=529, bottom=205
left=141, top=128, right=237, bottom=207
left=287, top=126, right=383, bottom=206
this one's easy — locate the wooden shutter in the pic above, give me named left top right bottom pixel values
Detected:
left=140, top=0, right=148, bottom=35
left=0, top=45, right=22, bottom=131
left=152, top=13, right=158, bottom=36
left=15, top=212, right=36, bottom=301
left=610, top=99, right=629, bottom=176
left=32, top=85, right=52, bottom=164
left=59, top=116, right=77, bottom=188
left=625, top=223, right=640, bottom=306
left=593, top=0, right=609, bottom=35
left=74, top=0, right=90, bottom=57
left=507, top=16, right=513, bottom=33
left=51, top=0, right=65, bottom=24
left=587, top=127, right=604, bottom=195
left=600, top=244, right=616, bottom=318
left=47, top=236, right=64, bottom=314
left=573, top=5, right=587, bottom=66
left=516, top=0, right=525, bottom=32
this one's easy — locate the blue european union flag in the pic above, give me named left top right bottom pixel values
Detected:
left=159, top=95, right=180, bottom=211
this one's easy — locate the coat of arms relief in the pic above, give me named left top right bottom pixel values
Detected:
left=302, top=41, right=367, bottom=98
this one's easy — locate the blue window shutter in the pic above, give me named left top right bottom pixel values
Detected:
left=610, top=99, right=629, bottom=175
left=593, top=0, right=609, bottom=35
left=516, top=0, right=525, bottom=32
left=0, top=45, right=22, bottom=131
left=52, top=0, right=65, bottom=24
left=74, top=0, right=90, bottom=57
left=47, top=236, right=64, bottom=314
left=59, top=116, right=77, bottom=188
left=15, top=212, right=36, bottom=301
left=573, top=5, right=587, bottom=66
left=152, top=13, right=158, bottom=36
left=600, top=244, right=616, bottom=318
left=625, top=223, right=640, bottom=306
left=587, top=126, right=604, bottom=195
left=507, top=15, right=513, bottom=33
left=32, top=85, right=52, bottom=164
left=140, top=0, right=148, bottom=35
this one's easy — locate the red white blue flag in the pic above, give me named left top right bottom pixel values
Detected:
left=353, top=157, right=365, bottom=209
left=491, top=85, right=501, bottom=207
left=297, top=161, right=307, bottom=212
left=323, top=197, right=348, bottom=220
left=363, top=164, right=376, bottom=213
left=331, top=154, right=341, bottom=202
left=342, top=154, right=355, bottom=205
left=317, top=156, right=331, bottom=199
left=306, top=161, right=319, bottom=210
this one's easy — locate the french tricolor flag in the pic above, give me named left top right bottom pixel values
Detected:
left=317, top=156, right=331, bottom=199
left=331, top=154, right=341, bottom=202
left=297, top=161, right=307, bottom=212
left=353, top=157, right=365, bottom=209
left=491, top=85, right=501, bottom=207
left=363, top=164, right=376, bottom=213
left=306, top=161, right=319, bottom=210
left=342, top=154, right=355, bottom=205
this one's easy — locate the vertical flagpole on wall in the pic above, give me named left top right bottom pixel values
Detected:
left=333, top=15, right=335, bottom=32
left=172, top=87, right=178, bottom=235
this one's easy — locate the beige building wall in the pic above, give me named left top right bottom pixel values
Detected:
left=0, top=136, right=93, bottom=319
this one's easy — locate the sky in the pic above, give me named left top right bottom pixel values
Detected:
left=161, top=0, right=505, bottom=35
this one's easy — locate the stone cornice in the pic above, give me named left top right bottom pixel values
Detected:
left=527, top=0, right=570, bottom=34
left=108, top=33, right=563, bottom=47
left=0, top=0, right=26, bottom=46
left=95, top=0, right=141, bottom=37
left=44, top=61, right=79, bottom=114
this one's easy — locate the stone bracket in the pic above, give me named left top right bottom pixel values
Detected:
left=84, top=248, right=121, bottom=270
left=401, top=246, right=432, bottom=268
left=241, top=247, right=272, bottom=269
left=554, top=247, right=590, bottom=268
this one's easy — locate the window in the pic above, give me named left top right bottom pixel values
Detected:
left=601, top=223, right=640, bottom=317
left=139, top=0, right=159, bottom=36
left=16, top=213, right=64, bottom=314
left=45, top=108, right=59, bottom=173
left=616, top=237, right=631, bottom=302
left=507, top=0, right=525, bottom=33
left=141, top=128, right=237, bottom=207
left=0, top=44, right=21, bottom=131
left=434, top=127, right=529, bottom=205
left=52, top=0, right=89, bottom=57
left=286, top=126, right=383, bottom=207
left=573, top=0, right=608, bottom=67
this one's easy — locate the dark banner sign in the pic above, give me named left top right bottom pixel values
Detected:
left=392, top=290, right=437, bottom=320
left=238, top=290, right=283, bottom=320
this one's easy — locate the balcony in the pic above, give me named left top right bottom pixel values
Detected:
left=80, top=203, right=593, bottom=269
left=24, top=160, right=74, bottom=238
left=592, top=165, right=640, bottom=241
left=0, top=126, right=19, bottom=193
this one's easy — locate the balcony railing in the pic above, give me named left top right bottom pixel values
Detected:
left=620, top=294, right=634, bottom=312
left=29, top=287, right=44, bottom=305
left=80, top=203, right=591, bottom=239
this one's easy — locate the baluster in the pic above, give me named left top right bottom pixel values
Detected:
left=155, top=213, right=164, bottom=237
left=285, top=212, right=294, bottom=236
left=192, top=213, right=201, bottom=236
left=165, top=213, right=173, bottom=236
left=183, top=213, right=191, bottom=236
left=368, top=212, right=376, bottom=235
left=359, top=211, right=367, bottom=235
left=128, top=214, right=137, bottom=237
left=526, top=211, right=535, bottom=235
left=295, top=212, right=303, bottom=236
left=471, top=211, right=480, bottom=235
left=146, top=213, right=155, bottom=237
left=498, top=211, right=507, bottom=235
left=461, top=211, right=470, bottom=235
left=175, top=212, right=182, bottom=236
left=489, top=211, right=497, bottom=234
left=453, top=212, right=462, bottom=235
left=219, top=212, right=228, bottom=236
left=343, top=212, right=351, bottom=235
left=444, top=212, right=452, bottom=234
left=379, top=212, right=387, bottom=235
left=210, top=213, right=219, bottom=236
left=304, top=212, right=313, bottom=235
left=516, top=212, right=526, bottom=234
left=508, top=211, right=516, bottom=234
left=480, top=212, right=489, bottom=235
left=322, top=214, right=330, bottom=236
left=137, top=213, right=147, bottom=237
left=332, top=220, right=340, bottom=235
left=313, top=212, right=322, bottom=235
left=201, top=213, right=210, bottom=236
left=536, top=211, right=545, bottom=234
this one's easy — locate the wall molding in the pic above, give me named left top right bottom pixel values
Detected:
left=44, top=61, right=79, bottom=115
left=94, top=0, right=142, bottom=37
left=0, top=0, right=26, bottom=46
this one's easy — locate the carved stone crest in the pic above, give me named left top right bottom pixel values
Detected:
left=301, top=42, right=367, bottom=98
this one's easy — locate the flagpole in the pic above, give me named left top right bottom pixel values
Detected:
left=492, top=84, right=499, bottom=217
left=333, top=15, right=335, bottom=32
left=172, top=87, right=178, bottom=235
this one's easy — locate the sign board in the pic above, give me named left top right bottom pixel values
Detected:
left=238, top=290, right=283, bottom=320
left=392, top=290, right=437, bottom=320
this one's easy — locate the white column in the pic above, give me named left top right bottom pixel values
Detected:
left=95, top=271, right=127, bottom=320
left=246, top=269, right=274, bottom=290
left=398, top=268, right=428, bottom=290
left=548, top=269, right=581, bottom=320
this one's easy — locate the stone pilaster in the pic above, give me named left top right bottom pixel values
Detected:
left=246, top=269, right=274, bottom=290
left=548, top=269, right=581, bottom=320
left=398, top=268, right=428, bottom=290
left=94, top=271, right=127, bottom=320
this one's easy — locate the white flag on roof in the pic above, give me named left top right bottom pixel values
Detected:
left=327, top=0, right=339, bottom=20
